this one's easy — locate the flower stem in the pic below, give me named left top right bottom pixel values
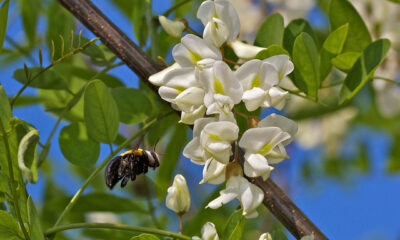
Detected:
left=0, top=119, right=30, bottom=240
left=52, top=114, right=170, bottom=228
left=44, top=222, right=191, bottom=240
left=179, top=214, right=184, bottom=235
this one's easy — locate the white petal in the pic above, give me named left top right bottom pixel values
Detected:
left=239, top=178, right=264, bottom=218
left=193, top=117, right=217, bottom=137
left=159, top=86, right=180, bottom=103
left=205, top=142, right=232, bottom=164
left=148, top=63, right=180, bottom=86
left=203, top=18, right=230, bottom=47
left=263, top=55, right=294, bottom=81
left=180, top=105, right=206, bottom=125
left=259, top=62, right=279, bottom=89
left=266, top=87, right=288, bottom=110
left=242, top=88, right=266, bottom=111
left=183, top=137, right=205, bottom=165
left=235, top=59, right=263, bottom=90
left=197, top=0, right=215, bottom=26
left=267, top=144, right=288, bottom=164
left=202, top=159, right=226, bottom=184
left=229, top=40, right=266, bottom=60
left=213, top=61, right=243, bottom=104
left=244, top=153, right=274, bottom=180
left=201, top=222, right=220, bottom=240
left=239, top=127, right=290, bottom=154
left=202, top=121, right=239, bottom=142
left=214, top=0, right=240, bottom=41
left=158, top=15, right=185, bottom=38
left=206, top=189, right=238, bottom=209
left=257, top=113, right=298, bottom=145
left=163, top=67, right=198, bottom=88
left=173, top=87, right=205, bottom=111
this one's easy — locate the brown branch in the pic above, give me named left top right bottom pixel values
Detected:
left=56, top=0, right=328, bottom=239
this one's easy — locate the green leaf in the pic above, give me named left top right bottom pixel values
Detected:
left=18, top=128, right=39, bottom=183
left=320, top=23, right=349, bottom=80
left=73, top=193, right=147, bottom=213
left=0, top=86, right=12, bottom=132
left=27, top=196, right=45, bottom=240
left=339, top=39, right=391, bottom=104
left=331, top=52, right=361, bottom=72
left=255, top=45, right=289, bottom=60
left=0, top=210, right=23, bottom=240
left=130, top=233, right=160, bottom=240
left=223, top=209, right=245, bottom=240
left=13, top=67, right=68, bottom=90
left=59, top=122, right=100, bottom=168
left=0, top=0, right=9, bottom=54
left=9, top=96, right=44, bottom=107
left=254, top=13, right=284, bottom=47
left=329, top=0, right=371, bottom=52
left=131, top=0, right=148, bottom=46
left=111, top=87, right=153, bottom=125
left=84, top=80, right=119, bottom=143
left=20, top=0, right=41, bottom=46
left=155, top=124, right=187, bottom=199
left=292, top=33, right=320, bottom=99
left=283, top=19, right=319, bottom=55
left=62, top=65, right=123, bottom=88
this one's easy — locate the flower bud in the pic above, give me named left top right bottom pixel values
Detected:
left=201, top=222, right=219, bottom=240
left=158, top=15, right=186, bottom=38
left=166, top=174, right=191, bottom=215
left=228, top=40, right=266, bottom=60
left=259, top=233, right=272, bottom=240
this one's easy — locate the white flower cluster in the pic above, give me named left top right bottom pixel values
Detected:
left=152, top=0, right=297, bottom=219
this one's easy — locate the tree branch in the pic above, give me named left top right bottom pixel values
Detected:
left=56, top=0, right=328, bottom=239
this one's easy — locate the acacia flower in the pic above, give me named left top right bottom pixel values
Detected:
left=200, top=121, right=239, bottom=164
left=148, top=63, right=180, bottom=86
left=192, top=222, right=219, bottom=240
left=199, top=60, right=243, bottom=121
left=158, top=15, right=186, bottom=38
left=172, top=34, right=222, bottom=68
left=239, top=114, right=297, bottom=180
left=166, top=174, right=191, bottom=215
left=158, top=68, right=206, bottom=124
left=197, top=0, right=240, bottom=47
left=235, top=55, right=293, bottom=111
left=207, top=175, right=264, bottom=218
left=259, top=233, right=272, bottom=240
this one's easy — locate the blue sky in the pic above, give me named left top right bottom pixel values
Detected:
left=1, top=0, right=399, bottom=239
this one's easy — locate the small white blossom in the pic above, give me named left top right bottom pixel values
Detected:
left=239, top=114, right=297, bottom=180
left=200, top=121, right=239, bottom=164
left=192, top=222, right=219, bottom=240
left=158, top=68, right=206, bottom=124
left=228, top=40, right=266, bottom=60
left=197, top=0, right=240, bottom=47
left=158, top=15, right=186, bottom=38
left=236, top=55, right=293, bottom=111
left=259, top=233, right=272, bottom=240
left=199, top=60, right=243, bottom=121
left=166, top=174, right=191, bottom=215
left=172, top=34, right=222, bottom=68
left=207, top=175, right=264, bottom=218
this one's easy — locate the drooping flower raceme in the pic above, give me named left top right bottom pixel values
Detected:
left=239, top=114, right=297, bottom=180
left=207, top=175, right=264, bottom=218
left=197, top=0, right=240, bottom=47
left=166, top=174, right=191, bottom=215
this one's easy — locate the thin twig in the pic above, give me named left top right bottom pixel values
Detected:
left=0, top=119, right=31, bottom=240
left=44, top=222, right=191, bottom=239
left=10, top=37, right=99, bottom=107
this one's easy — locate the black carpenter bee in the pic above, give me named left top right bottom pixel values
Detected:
left=105, top=148, right=160, bottom=189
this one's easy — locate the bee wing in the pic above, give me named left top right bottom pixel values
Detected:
left=105, top=156, right=123, bottom=189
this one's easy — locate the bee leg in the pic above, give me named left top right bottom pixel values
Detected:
left=120, top=176, right=129, bottom=188
left=131, top=173, right=136, bottom=181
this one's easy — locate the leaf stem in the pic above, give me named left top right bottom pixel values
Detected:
left=162, top=0, right=192, bottom=17
left=10, top=37, right=100, bottom=107
left=0, top=119, right=31, bottom=240
left=52, top=115, right=169, bottom=228
left=373, top=76, right=400, bottom=85
left=44, top=222, right=191, bottom=239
